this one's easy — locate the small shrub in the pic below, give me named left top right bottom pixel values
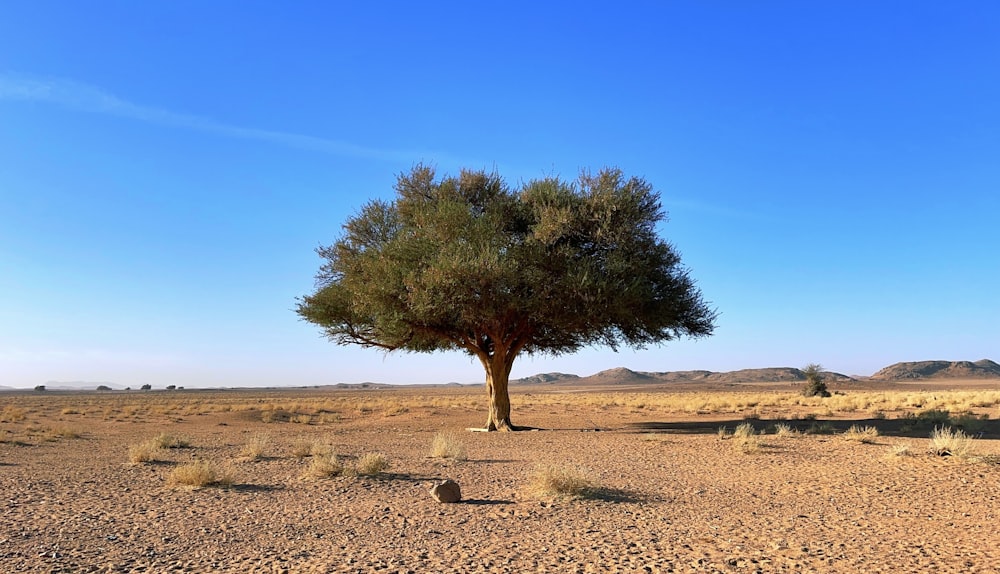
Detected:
left=128, top=441, right=160, bottom=464
left=530, top=464, right=595, bottom=499
left=302, top=455, right=343, bottom=479
left=239, top=432, right=271, bottom=460
left=151, top=433, right=189, bottom=449
left=732, top=423, right=761, bottom=453
left=843, top=425, right=879, bottom=443
left=354, top=452, right=390, bottom=476
left=291, top=440, right=313, bottom=459
left=168, top=460, right=233, bottom=488
left=716, top=426, right=729, bottom=440
left=430, top=432, right=467, bottom=461
left=291, top=414, right=313, bottom=424
left=930, top=426, right=975, bottom=458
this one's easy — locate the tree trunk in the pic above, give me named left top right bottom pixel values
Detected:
left=483, top=353, right=516, bottom=431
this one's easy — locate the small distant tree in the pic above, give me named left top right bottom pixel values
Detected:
left=96, top=385, right=112, bottom=391
left=165, top=385, right=176, bottom=391
left=802, top=363, right=830, bottom=397
left=140, top=384, right=152, bottom=391
left=298, top=166, right=716, bottom=430
left=34, top=385, right=46, bottom=392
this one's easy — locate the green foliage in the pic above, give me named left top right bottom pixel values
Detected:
left=801, top=363, right=830, bottom=397
left=298, top=166, right=716, bottom=427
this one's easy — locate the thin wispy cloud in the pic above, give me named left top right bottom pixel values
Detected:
left=0, top=73, right=451, bottom=163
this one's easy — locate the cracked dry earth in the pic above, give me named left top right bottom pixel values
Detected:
left=2, top=387, right=999, bottom=573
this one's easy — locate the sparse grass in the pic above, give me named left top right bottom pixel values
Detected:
left=353, top=452, right=390, bottom=476
left=168, top=460, right=234, bottom=488
left=239, top=432, right=270, bottom=460
left=930, top=426, right=975, bottom=458
left=0, top=406, right=27, bottom=423
left=47, top=426, right=82, bottom=440
left=773, top=423, right=798, bottom=437
left=842, top=425, right=879, bottom=443
left=529, top=464, right=595, bottom=499
left=430, top=432, right=467, bottom=461
left=806, top=422, right=836, bottom=435
left=949, top=412, right=988, bottom=434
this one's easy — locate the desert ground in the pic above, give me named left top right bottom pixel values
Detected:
left=2, top=379, right=1000, bottom=573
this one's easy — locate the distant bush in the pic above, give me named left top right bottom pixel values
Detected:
left=801, top=364, right=830, bottom=398
left=140, top=384, right=152, bottom=391
left=96, top=385, right=112, bottom=391
left=34, top=385, right=46, bottom=392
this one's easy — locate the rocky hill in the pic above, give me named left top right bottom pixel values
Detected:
left=870, top=360, right=1000, bottom=380
left=513, top=366, right=855, bottom=386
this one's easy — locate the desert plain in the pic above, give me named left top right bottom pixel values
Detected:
left=2, top=378, right=1000, bottom=573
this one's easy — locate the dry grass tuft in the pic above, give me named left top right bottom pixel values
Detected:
left=842, top=425, right=879, bottom=443
left=128, top=441, right=160, bottom=464
left=238, top=432, right=271, bottom=460
left=353, top=452, right=390, bottom=476
left=773, top=423, right=799, bottom=437
left=302, top=454, right=343, bottom=479
left=930, top=426, right=975, bottom=458
left=168, top=460, right=234, bottom=488
left=430, top=432, right=467, bottom=461
left=731, top=422, right=761, bottom=453
left=530, top=464, right=595, bottom=499
left=151, top=433, right=190, bottom=449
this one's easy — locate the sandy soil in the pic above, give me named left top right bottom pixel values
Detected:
left=2, top=384, right=999, bottom=573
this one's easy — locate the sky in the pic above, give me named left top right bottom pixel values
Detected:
left=1, top=1, right=997, bottom=389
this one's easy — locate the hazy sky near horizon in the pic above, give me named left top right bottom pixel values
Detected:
left=1, top=2, right=997, bottom=388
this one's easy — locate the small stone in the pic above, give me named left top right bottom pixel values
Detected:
left=429, top=480, right=462, bottom=503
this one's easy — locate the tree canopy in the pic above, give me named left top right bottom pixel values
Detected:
left=298, top=165, right=716, bottom=430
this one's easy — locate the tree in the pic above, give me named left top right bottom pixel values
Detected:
left=298, top=166, right=716, bottom=431
left=801, top=363, right=830, bottom=397
left=140, top=384, right=152, bottom=391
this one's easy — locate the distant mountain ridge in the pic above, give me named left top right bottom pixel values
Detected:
left=870, top=360, right=1000, bottom=380
left=513, top=366, right=856, bottom=386
left=513, top=360, right=1000, bottom=386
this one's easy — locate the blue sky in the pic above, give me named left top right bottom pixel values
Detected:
left=1, top=2, right=997, bottom=388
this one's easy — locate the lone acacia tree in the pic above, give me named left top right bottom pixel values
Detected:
left=297, top=166, right=716, bottom=431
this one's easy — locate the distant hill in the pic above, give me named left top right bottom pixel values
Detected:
left=514, top=366, right=855, bottom=386
left=511, top=372, right=580, bottom=385
left=870, top=360, right=1000, bottom=380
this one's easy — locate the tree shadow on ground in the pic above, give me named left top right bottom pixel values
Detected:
left=627, top=417, right=1000, bottom=439
left=583, top=486, right=644, bottom=503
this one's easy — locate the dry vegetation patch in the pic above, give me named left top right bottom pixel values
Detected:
left=529, top=464, right=596, bottom=499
